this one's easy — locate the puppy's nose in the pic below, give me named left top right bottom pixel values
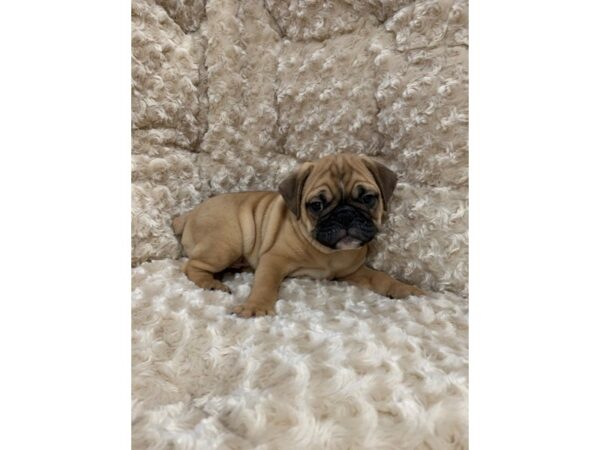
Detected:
left=335, top=206, right=355, bottom=227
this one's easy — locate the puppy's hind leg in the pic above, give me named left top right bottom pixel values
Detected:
left=183, top=241, right=241, bottom=294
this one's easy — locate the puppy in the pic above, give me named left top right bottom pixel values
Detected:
left=172, top=153, right=425, bottom=317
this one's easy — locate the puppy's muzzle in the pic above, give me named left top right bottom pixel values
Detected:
left=314, top=205, right=377, bottom=250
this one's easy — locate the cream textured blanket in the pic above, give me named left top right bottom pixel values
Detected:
left=132, top=0, right=468, bottom=448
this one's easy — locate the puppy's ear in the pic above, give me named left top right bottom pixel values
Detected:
left=278, top=163, right=313, bottom=218
left=361, top=156, right=398, bottom=211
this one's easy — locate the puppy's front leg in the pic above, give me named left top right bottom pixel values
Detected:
left=339, top=265, right=426, bottom=299
left=232, top=255, right=287, bottom=318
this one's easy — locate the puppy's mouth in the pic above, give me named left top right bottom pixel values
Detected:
left=334, top=234, right=363, bottom=250
left=312, top=204, right=378, bottom=250
left=313, top=226, right=376, bottom=250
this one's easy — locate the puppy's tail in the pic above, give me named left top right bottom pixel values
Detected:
left=172, top=212, right=189, bottom=236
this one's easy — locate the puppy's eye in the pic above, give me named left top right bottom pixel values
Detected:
left=362, top=194, right=377, bottom=207
left=307, top=200, right=323, bottom=213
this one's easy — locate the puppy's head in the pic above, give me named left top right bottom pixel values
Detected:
left=279, top=153, right=397, bottom=251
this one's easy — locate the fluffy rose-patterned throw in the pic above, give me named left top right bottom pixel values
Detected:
left=131, top=0, right=468, bottom=448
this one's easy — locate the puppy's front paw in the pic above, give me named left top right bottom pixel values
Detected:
left=387, top=282, right=427, bottom=299
left=200, top=280, right=232, bottom=294
left=232, top=302, right=275, bottom=318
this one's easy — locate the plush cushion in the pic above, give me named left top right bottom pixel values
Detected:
left=131, top=0, right=468, bottom=448
left=132, top=260, right=468, bottom=449
left=131, top=0, right=468, bottom=296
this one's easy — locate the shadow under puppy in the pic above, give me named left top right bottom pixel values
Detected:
left=172, top=153, right=425, bottom=318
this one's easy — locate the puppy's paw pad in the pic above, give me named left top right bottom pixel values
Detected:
left=232, top=303, right=275, bottom=318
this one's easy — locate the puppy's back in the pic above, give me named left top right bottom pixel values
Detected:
left=173, top=191, right=282, bottom=258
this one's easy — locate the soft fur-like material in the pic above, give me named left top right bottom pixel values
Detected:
left=132, top=260, right=468, bottom=449
left=132, top=0, right=468, bottom=448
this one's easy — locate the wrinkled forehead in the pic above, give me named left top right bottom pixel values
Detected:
left=304, top=157, right=377, bottom=200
